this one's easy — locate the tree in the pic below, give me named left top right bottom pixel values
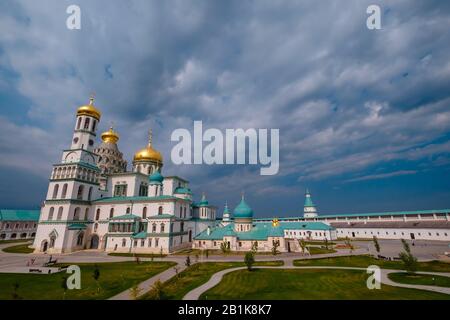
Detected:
left=61, top=276, right=68, bottom=300
left=205, top=249, right=209, bottom=259
left=373, top=236, right=380, bottom=255
left=345, top=237, right=354, bottom=254
left=220, top=242, right=229, bottom=254
left=251, top=241, right=258, bottom=253
left=130, top=284, right=142, bottom=300
left=135, top=255, right=141, bottom=264
left=324, top=238, right=329, bottom=250
left=195, top=253, right=199, bottom=262
left=399, top=239, right=418, bottom=274
left=160, top=247, right=163, bottom=257
left=148, top=280, right=166, bottom=300
left=244, top=251, right=255, bottom=271
left=150, top=253, right=154, bottom=262
left=93, top=264, right=101, bottom=293
left=11, top=282, right=22, bottom=300
left=185, top=255, right=191, bottom=267
left=298, top=239, right=307, bottom=255
left=272, top=240, right=280, bottom=255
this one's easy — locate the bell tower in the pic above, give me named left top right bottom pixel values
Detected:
left=303, top=189, right=318, bottom=218
left=33, top=96, right=102, bottom=254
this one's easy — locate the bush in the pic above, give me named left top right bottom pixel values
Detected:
left=244, top=251, right=255, bottom=271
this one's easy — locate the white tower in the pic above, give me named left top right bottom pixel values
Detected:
left=33, top=96, right=102, bottom=253
left=303, top=189, right=318, bottom=218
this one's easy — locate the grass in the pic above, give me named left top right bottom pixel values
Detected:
left=302, top=241, right=336, bottom=246
left=107, top=252, right=167, bottom=258
left=293, top=255, right=450, bottom=273
left=2, top=243, right=34, bottom=254
left=200, top=268, right=450, bottom=300
left=140, top=260, right=284, bottom=300
left=172, top=249, right=275, bottom=256
left=306, top=246, right=337, bottom=255
left=0, top=261, right=175, bottom=300
left=0, top=239, right=32, bottom=244
left=388, top=272, right=450, bottom=288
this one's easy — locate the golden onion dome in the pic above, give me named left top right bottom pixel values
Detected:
left=101, top=127, right=119, bottom=144
left=77, top=97, right=101, bottom=121
left=133, top=145, right=163, bottom=162
left=133, top=129, right=163, bottom=163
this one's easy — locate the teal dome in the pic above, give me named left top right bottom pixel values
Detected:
left=233, top=198, right=253, bottom=218
left=198, top=193, right=209, bottom=207
left=149, top=171, right=164, bottom=183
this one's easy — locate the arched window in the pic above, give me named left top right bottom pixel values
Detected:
left=88, top=187, right=93, bottom=201
left=122, top=238, right=126, bottom=247
left=158, top=206, right=163, bottom=215
left=76, top=232, right=84, bottom=246
left=126, top=207, right=131, bottom=214
left=184, top=207, right=187, bottom=218
left=94, top=223, right=98, bottom=232
left=152, top=223, right=157, bottom=232
left=76, top=117, right=82, bottom=129
left=48, top=207, right=54, bottom=220
left=155, top=238, right=159, bottom=247
left=179, top=207, right=182, bottom=217
left=84, top=117, right=90, bottom=130
left=180, top=222, right=184, bottom=232
left=84, top=208, right=89, bottom=220
left=160, top=223, right=165, bottom=233
left=77, top=185, right=84, bottom=200
left=49, top=236, right=56, bottom=248
left=52, top=184, right=59, bottom=199
left=96, top=209, right=100, bottom=220
left=143, top=207, right=147, bottom=219
left=73, top=207, right=80, bottom=220
left=109, top=208, right=114, bottom=219
left=92, top=120, right=97, bottom=132
left=57, top=207, right=63, bottom=220
left=61, top=184, right=68, bottom=199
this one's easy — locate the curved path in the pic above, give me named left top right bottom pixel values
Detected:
left=183, top=266, right=450, bottom=300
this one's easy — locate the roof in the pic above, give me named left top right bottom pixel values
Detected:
left=331, top=221, right=450, bottom=230
left=174, top=187, right=192, bottom=195
left=195, top=221, right=334, bottom=241
left=68, top=223, right=87, bottom=230
left=132, top=231, right=147, bottom=239
left=0, top=209, right=40, bottom=221
left=94, top=195, right=180, bottom=203
left=253, top=209, right=450, bottom=222
left=147, top=214, right=175, bottom=219
left=110, top=214, right=141, bottom=221
left=233, top=198, right=253, bottom=218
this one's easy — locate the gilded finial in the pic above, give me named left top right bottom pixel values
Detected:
left=148, top=128, right=153, bottom=146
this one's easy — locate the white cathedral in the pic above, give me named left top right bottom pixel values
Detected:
left=32, top=97, right=450, bottom=255
left=33, top=97, right=218, bottom=254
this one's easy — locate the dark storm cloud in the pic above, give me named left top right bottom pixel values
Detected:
left=0, top=0, right=449, bottom=213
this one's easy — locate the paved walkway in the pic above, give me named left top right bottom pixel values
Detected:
left=183, top=266, right=450, bottom=300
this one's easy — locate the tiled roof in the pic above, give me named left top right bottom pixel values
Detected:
left=0, top=209, right=40, bottom=221
left=94, top=195, right=179, bottom=203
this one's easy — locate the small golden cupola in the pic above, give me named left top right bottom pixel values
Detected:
left=101, top=127, right=120, bottom=144
left=77, top=96, right=101, bottom=121
left=132, top=129, right=163, bottom=174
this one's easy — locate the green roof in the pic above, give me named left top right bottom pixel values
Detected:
left=147, top=214, right=175, bottom=219
left=174, top=187, right=192, bottom=195
left=68, top=223, right=87, bottom=230
left=195, top=221, right=333, bottom=241
left=304, top=190, right=315, bottom=207
left=233, top=198, right=253, bottom=218
left=132, top=231, right=147, bottom=239
left=94, top=195, right=179, bottom=203
left=0, top=209, right=40, bottom=221
left=110, top=214, right=141, bottom=221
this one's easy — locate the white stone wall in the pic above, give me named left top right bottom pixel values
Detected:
left=336, top=227, right=450, bottom=241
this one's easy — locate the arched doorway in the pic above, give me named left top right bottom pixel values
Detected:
left=41, top=240, right=48, bottom=252
left=90, top=234, right=99, bottom=249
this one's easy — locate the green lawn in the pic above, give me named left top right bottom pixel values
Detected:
left=0, top=261, right=175, bottom=300
left=303, top=241, right=336, bottom=246
left=172, top=249, right=276, bottom=256
left=293, top=255, right=450, bottom=273
left=306, top=246, right=337, bottom=255
left=200, top=269, right=450, bottom=300
left=140, top=260, right=284, bottom=300
left=108, top=252, right=167, bottom=258
left=388, top=272, right=450, bottom=288
left=2, top=243, right=34, bottom=254
left=0, top=239, right=32, bottom=244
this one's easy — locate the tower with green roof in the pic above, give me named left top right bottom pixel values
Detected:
left=303, top=188, right=318, bottom=218
left=222, top=202, right=232, bottom=225
left=234, top=194, right=254, bottom=232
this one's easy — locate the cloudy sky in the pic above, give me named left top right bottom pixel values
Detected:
left=1, top=0, right=450, bottom=217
